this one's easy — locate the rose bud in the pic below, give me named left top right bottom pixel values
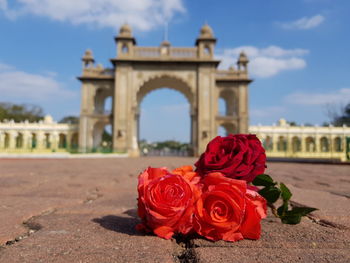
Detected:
left=193, top=173, right=267, bottom=242
left=195, top=134, right=266, bottom=182
left=137, top=167, right=200, bottom=239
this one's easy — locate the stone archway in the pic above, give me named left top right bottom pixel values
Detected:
left=78, top=24, right=252, bottom=156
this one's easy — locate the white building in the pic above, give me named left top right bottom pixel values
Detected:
left=0, top=115, right=78, bottom=153
left=249, top=119, right=350, bottom=162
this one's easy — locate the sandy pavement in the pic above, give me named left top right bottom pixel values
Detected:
left=0, top=157, right=349, bottom=262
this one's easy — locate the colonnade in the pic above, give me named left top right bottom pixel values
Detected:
left=250, top=119, right=350, bottom=162
left=0, top=116, right=79, bottom=153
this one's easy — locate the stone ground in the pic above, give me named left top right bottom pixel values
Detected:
left=0, top=157, right=349, bottom=263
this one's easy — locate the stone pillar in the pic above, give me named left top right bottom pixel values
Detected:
left=113, top=64, right=131, bottom=153
left=197, top=66, right=216, bottom=155
left=272, top=134, right=278, bottom=153
left=238, top=84, right=249, bottom=133
left=190, top=107, right=198, bottom=156
left=0, top=132, right=3, bottom=149
left=315, top=135, right=320, bottom=153
left=129, top=111, right=140, bottom=157
left=23, top=131, right=30, bottom=150
left=36, top=131, right=44, bottom=150
left=79, top=83, right=95, bottom=153
left=52, top=132, right=59, bottom=151
left=287, top=135, right=292, bottom=156
left=301, top=135, right=306, bottom=152
left=9, top=131, right=16, bottom=149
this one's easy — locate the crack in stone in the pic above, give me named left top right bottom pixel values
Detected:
left=2, top=209, right=56, bottom=247
left=173, top=236, right=199, bottom=263
left=290, top=201, right=348, bottom=230
left=329, top=191, right=350, bottom=199
left=83, top=187, right=103, bottom=204
left=306, top=214, right=348, bottom=230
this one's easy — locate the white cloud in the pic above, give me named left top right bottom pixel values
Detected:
left=0, top=62, right=14, bottom=71
left=0, top=0, right=7, bottom=10
left=279, top=14, right=325, bottom=30
left=0, top=63, right=76, bottom=103
left=284, top=88, right=350, bottom=105
left=217, top=45, right=308, bottom=78
left=0, top=0, right=185, bottom=31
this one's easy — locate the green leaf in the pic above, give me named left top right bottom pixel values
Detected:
left=258, top=186, right=281, bottom=203
left=288, top=206, right=318, bottom=216
left=281, top=214, right=302, bottom=225
left=277, top=202, right=288, bottom=217
left=280, top=183, right=292, bottom=202
left=252, top=174, right=276, bottom=187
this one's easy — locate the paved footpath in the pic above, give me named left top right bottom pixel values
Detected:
left=0, top=158, right=349, bottom=263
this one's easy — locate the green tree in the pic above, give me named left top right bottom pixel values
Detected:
left=333, top=103, right=350, bottom=126
left=59, top=116, right=79, bottom=124
left=0, top=102, right=44, bottom=122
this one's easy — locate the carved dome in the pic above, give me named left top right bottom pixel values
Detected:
left=119, top=23, right=132, bottom=37
left=82, top=49, right=94, bottom=61
left=200, top=24, right=214, bottom=38
left=238, top=51, right=249, bottom=63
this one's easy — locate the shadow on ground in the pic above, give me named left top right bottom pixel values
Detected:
left=92, top=209, right=142, bottom=236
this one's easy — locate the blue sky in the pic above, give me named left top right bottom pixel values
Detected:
left=1, top=0, right=349, bottom=142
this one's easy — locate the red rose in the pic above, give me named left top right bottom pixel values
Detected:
left=137, top=167, right=199, bottom=239
left=195, top=134, right=266, bottom=182
left=193, top=173, right=266, bottom=242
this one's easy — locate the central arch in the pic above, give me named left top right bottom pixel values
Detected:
left=135, top=75, right=195, bottom=155
left=137, top=75, right=193, bottom=104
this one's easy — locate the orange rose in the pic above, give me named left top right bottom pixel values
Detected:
left=172, top=165, right=201, bottom=184
left=193, top=173, right=266, bottom=242
left=137, top=167, right=199, bottom=239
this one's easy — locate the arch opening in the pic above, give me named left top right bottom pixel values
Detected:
left=219, top=89, right=236, bottom=117
left=94, top=88, right=113, bottom=115
left=31, top=133, right=37, bottom=149
left=71, top=133, right=79, bottom=150
left=92, top=122, right=112, bottom=152
left=137, top=77, right=192, bottom=156
left=292, top=136, right=301, bottom=153
left=218, top=98, right=226, bottom=116
left=137, top=75, right=193, bottom=105
left=44, top=133, right=51, bottom=149
left=4, top=133, right=10, bottom=148
left=59, top=133, right=67, bottom=149
left=320, top=137, right=329, bottom=152
left=217, top=123, right=236, bottom=137
left=305, top=137, right=315, bottom=152
left=263, top=136, right=273, bottom=151
left=334, top=137, right=342, bottom=152
left=16, top=133, right=24, bottom=148
left=277, top=136, right=287, bottom=152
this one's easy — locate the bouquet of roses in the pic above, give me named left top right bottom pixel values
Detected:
left=136, top=134, right=316, bottom=242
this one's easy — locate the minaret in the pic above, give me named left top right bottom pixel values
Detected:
left=82, top=49, right=95, bottom=69
left=115, top=23, right=136, bottom=57
left=195, top=23, right=217, bottom=59
left=237, top=51, right=249, bottom=72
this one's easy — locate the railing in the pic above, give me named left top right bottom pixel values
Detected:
left=216, top=70, right=247, bottom=79
left=82, top=67, right=114, bottom=78
left=169, top=48, right=197, bottom=58
left=133, top=47, right=197, bottom=59
left=134, top=47, right=160, bottom=58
